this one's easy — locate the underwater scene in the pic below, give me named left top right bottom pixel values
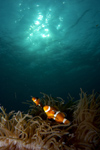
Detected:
left=0, top=0, right=100, bottom=149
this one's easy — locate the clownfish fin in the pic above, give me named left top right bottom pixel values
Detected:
left=51, top=109, right=56, bottom=114
left=47, top=116, right=53, bottom=119
left=38, top=103, right=42, bottom=107
left=54, top=117, right=59, bottom=121
left=38, top=98, right=40, bottom=102
left=60, top=112, right=65, bottom=117
left=49, top=113, right=55, bottom=118
left=61, top=112, right=67, bottom=118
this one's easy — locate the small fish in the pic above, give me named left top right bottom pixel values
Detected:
left=43, top=105, right=57, bottom=119
left=96, top=24, right=99, bottom=27
left=43, top=105, right=70, bottom=125
left=32, top=97, right=41, bottom=107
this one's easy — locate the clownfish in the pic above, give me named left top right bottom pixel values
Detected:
left=43, top=105, right=70, bottom=125
left=32, top=97, right=41, bottom=107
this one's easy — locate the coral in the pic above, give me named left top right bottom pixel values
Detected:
left=0, top=89, right=100, bottom=150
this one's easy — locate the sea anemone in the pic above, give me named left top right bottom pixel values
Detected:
left=0, top=89, right=100, bottom=150
left=72, top=89, right=100, bottom=150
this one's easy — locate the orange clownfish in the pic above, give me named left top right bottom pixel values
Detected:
left=43, top=105, right=70, bottom=125
left=32, top=97, right=41, bottom=107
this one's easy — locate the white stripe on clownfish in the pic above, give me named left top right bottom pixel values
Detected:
left=63, top=118, right=67, bottom=124
left=45, top=106, right=51, bottom=112
left=54, top=111, right=60, bottom=118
